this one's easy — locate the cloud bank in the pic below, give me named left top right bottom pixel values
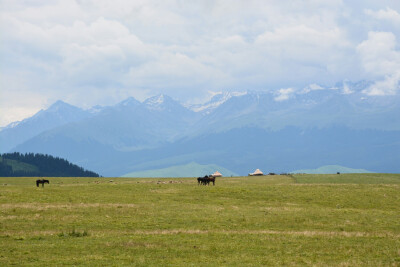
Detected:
left=1, top=0, right=400, bottom=125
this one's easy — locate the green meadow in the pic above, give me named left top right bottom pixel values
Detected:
left=0, top=174, right=399, bottom=266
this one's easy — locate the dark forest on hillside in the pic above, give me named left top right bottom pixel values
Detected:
left=0, top=152, right=100, bottom=177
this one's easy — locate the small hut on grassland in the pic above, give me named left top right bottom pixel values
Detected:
left=211, top=171, right=222, bottom=177
left=249, top=169, right=264, bottom=176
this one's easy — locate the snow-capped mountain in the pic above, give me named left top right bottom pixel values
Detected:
left=3, top=80, right=400, bottom=176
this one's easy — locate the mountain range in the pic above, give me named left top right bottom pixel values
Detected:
left=1, top=80, right=399, bottom=176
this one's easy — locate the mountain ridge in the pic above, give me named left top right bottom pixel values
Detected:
left=2, top=80, right=400, bottom=176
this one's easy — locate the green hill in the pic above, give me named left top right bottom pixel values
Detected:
left=0, top=152, right=100, bottom=177
left=121, top=162, right=238, bottom=177
left=291, top=165, right=373, bottom=174
left=0, top=157, right=39, bottom=173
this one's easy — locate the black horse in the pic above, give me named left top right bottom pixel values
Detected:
left=197, top=175, right=216, bottom=186
left=36, top=179, right=49, bottom=187
left=197, top=175, right=208, bottom=185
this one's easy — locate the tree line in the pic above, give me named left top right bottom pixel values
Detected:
left=0, top=152, right=100, bottom=177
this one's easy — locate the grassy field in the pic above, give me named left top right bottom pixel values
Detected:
left=0, top=174, right=399, bottom=266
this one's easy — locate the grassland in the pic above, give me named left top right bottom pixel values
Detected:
left=0, top=174, right=399, bottom=266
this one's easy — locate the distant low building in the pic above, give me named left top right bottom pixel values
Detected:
left=212, top=171, right=222, bottom=177
left=249, top=169, right=264, bottom=176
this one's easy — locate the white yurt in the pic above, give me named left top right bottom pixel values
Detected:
left=249, top=169, right=264, bottom=176
left=212, top=171, right=222, bottom=177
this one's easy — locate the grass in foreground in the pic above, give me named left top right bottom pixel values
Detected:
left=0, top=174, right=399, bottom=266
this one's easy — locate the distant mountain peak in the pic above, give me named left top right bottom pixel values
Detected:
left=117, top=97, right=140, bottom=107
left=0, top=99, right=92, bottom=153
left=144, top=94, right=179, bottom=111
left=145, top=94, right=166, bottom=105
left=47, top=100, right=74, bottom=112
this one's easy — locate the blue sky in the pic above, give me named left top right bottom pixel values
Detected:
left=1, top=0, right=400, bottom=126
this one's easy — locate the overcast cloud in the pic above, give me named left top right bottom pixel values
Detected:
left=1, top=0, right=400, bottom=126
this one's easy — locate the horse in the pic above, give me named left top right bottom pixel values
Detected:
left=36, top=179, right=49, bottom=187
left=197, top=175, right=216, bottom=186
left=207, top=176, right=216, bottom=186
left=197, top=176, right=208, bottom=185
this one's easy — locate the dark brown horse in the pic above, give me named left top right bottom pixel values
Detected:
left=207, top=176, right=216, bottom=185
left=36, top=179, right=49, bottom=187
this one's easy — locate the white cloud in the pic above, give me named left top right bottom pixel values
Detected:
left=357, top=31, right=400, bottom=76
left=365, top=7, right=400, bottom=24
left=301, top=84, right=325, bottom=93
left=357, top=31, right=400, bottom=95
left=342, top=83, right=353, bottom=94
left=274, top=88, right=295, bottom=101
left=363, top=72, right=400, bottom=96
left=0, top=74, right=48, bottom=126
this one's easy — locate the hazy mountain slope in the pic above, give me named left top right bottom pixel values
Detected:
left=188, top=89, right=400, bottom=137
left=11, top=132, right=120, bottom=174
left=11, top=106, right=400, bottom=177
left=291, top=165, right=373, bottom=174
left=121, top=162, right=238, bottom=178
left=0, top=101, right=91, bottom=153
left=153, top=127, right=400, bottom=175
left=23, top=126, right=397, bottom=177
left=13, top=96, right=199, bottom=154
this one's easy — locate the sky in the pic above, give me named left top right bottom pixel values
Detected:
left=1, top=0, right=400, bottom=126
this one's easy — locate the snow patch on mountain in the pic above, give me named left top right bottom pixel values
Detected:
left=1, top=121, right=21, bottom=132
left=302, top=83, right=325, bottom=93
left=88, top=105, right=106, bottom=114
left=189, top=91, right=248, bottom=114
left=144, top=94, right=183, bottom=112
left=274, top=88, right=295, bottom=101
left=144, top=94, right=166, bottom=110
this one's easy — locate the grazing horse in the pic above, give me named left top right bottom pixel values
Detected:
left=36, top=179, right=49, bottom=187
